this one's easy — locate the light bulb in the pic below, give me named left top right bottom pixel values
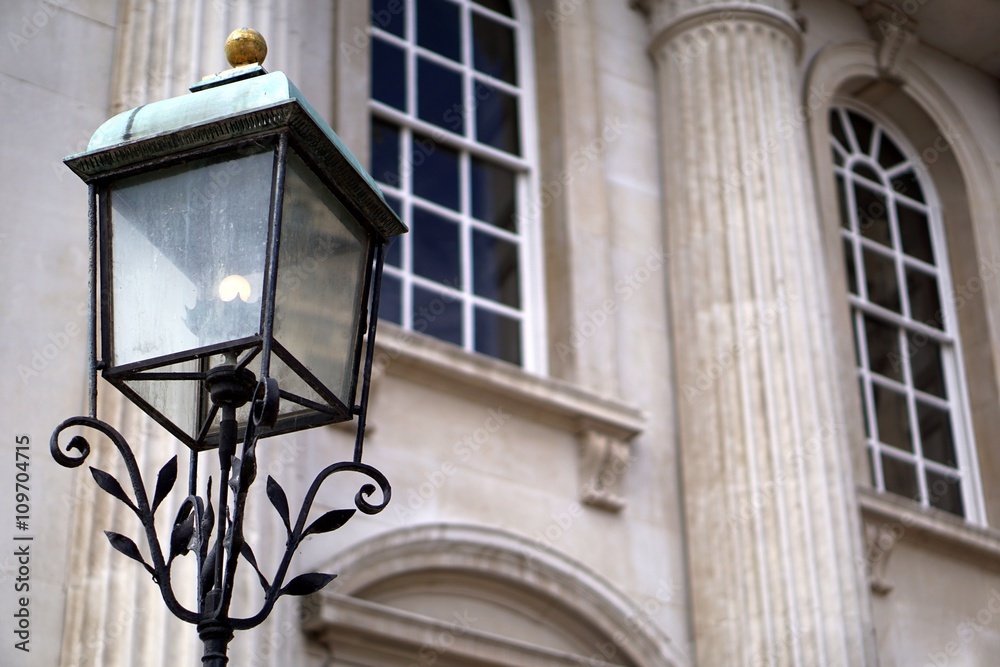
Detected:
left=219, top=274, right=252, bottom=303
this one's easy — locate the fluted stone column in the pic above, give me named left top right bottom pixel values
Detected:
left=637, top=1, right=877, bottom=664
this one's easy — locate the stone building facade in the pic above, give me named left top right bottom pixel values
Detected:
left=3, top=0, right=1000, bottom=665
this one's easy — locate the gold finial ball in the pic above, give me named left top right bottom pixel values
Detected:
left=225, top=28, right=267, bottom=68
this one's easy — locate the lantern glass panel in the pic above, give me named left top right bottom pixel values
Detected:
left=274, top=151, right=371, bottom=407
left=109, top=144, right=275, bottom=368
left=125, top=359, right=202, bottom=439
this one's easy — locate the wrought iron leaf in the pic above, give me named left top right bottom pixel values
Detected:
left=302, top=509, right=356, bottom=539
left=90, top=467, right=138, bottom=514
left=201, top=478, right=215, bottom=545
left=169, top=511, right=195, bottom=561
left=105, top=531, right=155, bottom=578
left=152, top=456, right=178, bottom=514
left=266, top=476, right=291, bottom=535
left=240, top=542, right=270, bottom=591
left=241, top=440, right=258, bottom=489
left=279, top=572, right=337, bottom=597
left=201, top=542, right=219, bottom=599
left=229, top=457, right=242, bottom=495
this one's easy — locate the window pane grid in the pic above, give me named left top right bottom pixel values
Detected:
left=372, top=103, right=530, bottom=171
left=371, top=0, right=530, bottom=366
left=832, top=105, right=977, bottom=519
left=469, top=3, right=519, bottom=28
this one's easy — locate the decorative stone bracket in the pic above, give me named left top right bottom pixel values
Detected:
left=861, top=1, right=919, bottom=83
left=861, top=520, right=899, bottom=596
left=577, top=421, right=635, bottom=512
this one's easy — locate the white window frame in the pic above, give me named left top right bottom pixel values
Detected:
left=830, top=103, right=985, bottom=523
left=369, top=0, right=547, bottom=373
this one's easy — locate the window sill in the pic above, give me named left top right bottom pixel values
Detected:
left=371, top=324, right=646, bottom=511
left=857, top=487, right=1000, bottom=594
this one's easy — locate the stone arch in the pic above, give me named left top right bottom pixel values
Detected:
left=303, top=523, right=687, bottom=666
left=804, top=40, right=1000, bottom=524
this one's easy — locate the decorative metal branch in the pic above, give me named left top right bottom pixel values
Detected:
left=49, top=392, right=390, bottom=634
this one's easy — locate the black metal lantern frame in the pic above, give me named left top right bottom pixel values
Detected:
left=50, top=63, right=405, bottom=666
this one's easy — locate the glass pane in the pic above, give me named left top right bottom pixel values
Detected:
left=372, top=0, right=405, bottom=37
left=110, top=145, right=273, bottom=367
left=897, top=202, right=933, bottom=264
left=906, top=267, right=943, bottom=329
left=854, top=182, right=890, bottom=247
left=926, top=470, right=964, bottom=517
left=475, top=0, right=513, bottom=16
left=372, top=38, right=407, bottom=111
left=413, top=285, right=462, bottom=345
left=891, top=169, right=924, bottom=203
left=881, top=453, right=919, bottom=501
left=831, top=145, right=844, bottom=167
left=383, top=193, right=403, bottom=217
left=843, top=238, right=858, bottom=295
left=417, top=57, right=464, bottom=132
left=848, top=110, right=874, bottom=155
left=877, top=134, right=905, bottom=170
left=122, top=360, right=202, bottom=440
left=859, top=379, right=871, bottom=437
left=385, top=195, right=404, bottom=267
left=412, top=134, right=460, bottom=210
left=417, top=0, right=461, bottom=61
left=276, top=151, right=371, bottom=404
left=864, top=316, right=902, bottom=382
left=371, top=119, right=401, bottom=187
left=836, top=174, right=849, bottom=230
left=908, top=333, right=946, bottom=398
left=383, top=195, right=403, bottom=267
left=472, top=229, right=520, bottom=307
left=863, top=248, right=900, bottom=313
left=917, top=400, right=956, bottom=466
left=471, top=158, right=517, bottom=230
left=379, top=272, right=403, bottom=325
left=852, top=163, right=881, bottom=184
left=829, top=110, right=849, bottom=152
left=412, top=207, right=461, bottom=287
left=873, top=384, right=911, bottom=451
left=473, top=14, right=517, bottom=84
left=475, top=307, right=521, bottom=364
left=475, top=80, right=520, bottom=155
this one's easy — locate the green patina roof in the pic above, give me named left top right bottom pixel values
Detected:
left=65, top=67, right=406, bottom=239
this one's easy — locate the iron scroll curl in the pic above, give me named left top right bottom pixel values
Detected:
left=49, top=408, right=391, bottom=631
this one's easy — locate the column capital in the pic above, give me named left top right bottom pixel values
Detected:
left=631, top=0, right=802, bottom=59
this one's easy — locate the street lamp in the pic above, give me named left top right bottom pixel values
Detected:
left=50, top=29, right=406, bottom=665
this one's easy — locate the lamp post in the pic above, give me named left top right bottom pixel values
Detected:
left=50, top=29, right=406, bottom=665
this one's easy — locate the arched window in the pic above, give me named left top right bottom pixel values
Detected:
left=830, top=105, right=981, bottom=520
left=368, top=0, right=538, bottom=368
